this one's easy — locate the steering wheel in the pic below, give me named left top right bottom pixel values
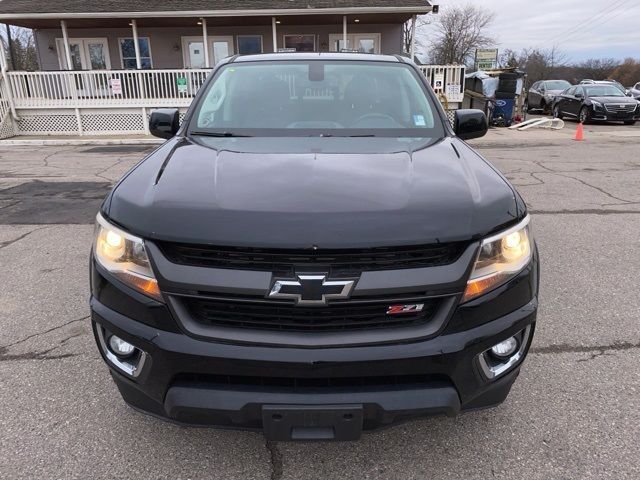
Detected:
left=350, top=112, right=400, bottom=127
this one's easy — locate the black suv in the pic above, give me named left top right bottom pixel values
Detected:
left=91, top=53, right=538, bottom=441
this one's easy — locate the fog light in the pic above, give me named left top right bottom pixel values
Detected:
left=108, top=335, right=136, bottom=358
left=490, top=337, right=518, bottom=359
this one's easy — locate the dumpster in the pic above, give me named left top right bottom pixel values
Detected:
left=492, top=98, right=515, bottom=127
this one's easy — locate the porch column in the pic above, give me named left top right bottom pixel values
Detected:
left=410, top=15, right=417, bottom=61
left=271, top=17, right=278, bottom=52
left=0, top=37, right=7, bottom=71
left=131, top=19, right=142, bottom=69
left=0, top=39, right=19, bottom=122
left=60, top=20, right=73, bottom=70
left=201, top=18, right=210, bottom=68
left=342, top=16, right=347, bottom=50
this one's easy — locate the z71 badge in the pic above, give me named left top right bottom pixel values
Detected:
left=386, top=304, right=425, bottom=315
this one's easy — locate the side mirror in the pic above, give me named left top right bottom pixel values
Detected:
left=149, top=108, right=180, bottom=139
left=574, top=92, right=583, bottom=99
left=454, top=109, right=488, bottom=140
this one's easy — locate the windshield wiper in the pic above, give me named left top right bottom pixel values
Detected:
left=190, top=131, right=252, bottom=137
left=313, top=133, right=377, bottom=137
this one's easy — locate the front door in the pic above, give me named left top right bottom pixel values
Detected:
left=182, top=36, right=235, bottom=68
left=56, top=38, right=111, bottom=70
left=56, top=38, right=111, bottom=97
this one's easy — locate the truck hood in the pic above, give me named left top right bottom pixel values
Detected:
left=106, top=136, right=519, bottom=248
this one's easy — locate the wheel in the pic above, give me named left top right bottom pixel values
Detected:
left=579, top=106, right=591, bottom=124
left=553, top=104, right=563, bottom=120
left=623, top=120, right=636, bottom=125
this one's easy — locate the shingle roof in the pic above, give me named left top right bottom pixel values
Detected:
left=0, top=0, right=431, bottom=16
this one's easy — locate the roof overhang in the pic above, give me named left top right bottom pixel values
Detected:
left=0, top=6, right=432, bottom=20
left=0, top=6, right=433, bottom=29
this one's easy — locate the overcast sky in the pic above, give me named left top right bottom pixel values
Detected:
left=422, top=0, right=639, bottom=62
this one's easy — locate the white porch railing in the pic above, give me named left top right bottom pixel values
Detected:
left=6, top=66, right=466, bottom=110
left=6, top=69, right=211, bottom=109
left=418, top=65, right=466, bottom=103
left=0, top=65, right=466, bottom=137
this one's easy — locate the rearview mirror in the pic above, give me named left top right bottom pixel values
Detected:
left=149, top=108, right=180, bottom=139
left=454, top=109, right=488, bottom=140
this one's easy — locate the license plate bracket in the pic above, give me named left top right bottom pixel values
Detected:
left=262, top=404, right=363, bottom=441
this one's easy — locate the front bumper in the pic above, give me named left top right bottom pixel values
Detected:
left=590, top=106, right=639, bottom=122
left=91, top=251, right=538, bottom=440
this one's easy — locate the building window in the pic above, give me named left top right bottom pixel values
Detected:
left=119, top=38, right=153, bottom=69
left=237, top=35, right=263, bottom=55
left=283, top=35, right=315, bottom=52
left=329, top=34, right=381, bottom=54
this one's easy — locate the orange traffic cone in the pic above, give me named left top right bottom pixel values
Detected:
left=574, top=122, right=585, bottom=141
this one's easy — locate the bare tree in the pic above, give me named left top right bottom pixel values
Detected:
left=609, top=58, right=640, bottom=86
left=402, top=15, right=431, bottom=58
left=428, top=4, right=495, bottom=65
left=576, top=58, right=621, bottom=81
left=1, top=25, right=39, bottom=71
left=499, top=47, right=568, bottom=83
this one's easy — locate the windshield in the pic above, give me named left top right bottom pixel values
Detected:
left=189, top=60, right=444, bottom=138
left=585, top=85, right=626, bottom=97
left=545, top=80, right=571, bottom=90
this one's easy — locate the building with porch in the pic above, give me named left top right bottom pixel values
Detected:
left=0, top=1, right=465, bottom=138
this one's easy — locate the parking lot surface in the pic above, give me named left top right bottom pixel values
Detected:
left=1, top=122, right=639, bottom=479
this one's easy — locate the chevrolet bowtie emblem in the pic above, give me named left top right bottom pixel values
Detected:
left=268, top=274, right=357, bottom=306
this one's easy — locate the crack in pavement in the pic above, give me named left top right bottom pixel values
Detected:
left=550, top=171, right=634, bottom=204
left=0, top=226, right=48, bottom=250
left=265, top=441, right=284, bottom=480
left=530, top=341, right=640, bottom=361
left=0, top=315, right=90, bottom=351
left=0, top=349, right=82, bottom=362
left=94, top=156, right=131, bottom=184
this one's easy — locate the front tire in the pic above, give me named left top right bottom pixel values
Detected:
left=579, top=106, right=591, bottom=124
left=540, top=100, right=548, bottom=114
left=553, top=104, right=563, bottom=120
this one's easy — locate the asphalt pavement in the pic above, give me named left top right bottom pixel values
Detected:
left=1, top=121, right=639, bottom=479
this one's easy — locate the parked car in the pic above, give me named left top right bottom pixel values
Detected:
left=579, top=79, right=627, bottom=95
left=525, top=79, right=572, bottom=113
left=553, top=84, right=639, bottom=124
left=629, top=82, right=640, bottom=99
left=91, top=53, right=539, bottom=441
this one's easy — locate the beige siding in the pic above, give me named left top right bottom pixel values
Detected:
left=34, top=23, right=403, bottom=70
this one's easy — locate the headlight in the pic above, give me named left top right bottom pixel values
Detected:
left=591, top=100, right=603, bottom=110
left=94, top=213, right=163, bottom=301
left=462, top=216, right=533, bottom=303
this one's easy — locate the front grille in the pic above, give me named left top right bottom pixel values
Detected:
left=174, top=372, right=449, bottom=390
left=157, top=241, right=466, bottom=275
left=181, top=296, right=441, bottom=332
left=604, top=103, right=636, bottom=113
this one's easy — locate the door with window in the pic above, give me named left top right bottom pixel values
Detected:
left=329, top=34, right=381, bottom=54
left=56, top=38, right=111, bottom=70
left=182, top=36, right=235, bottom=68
left=56, top=38, right=111, bottom=97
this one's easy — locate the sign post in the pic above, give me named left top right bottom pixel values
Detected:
left=475, top=48, right=499, bottom=71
